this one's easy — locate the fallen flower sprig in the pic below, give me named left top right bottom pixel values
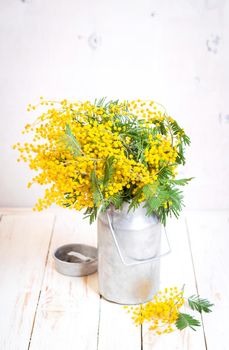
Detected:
left=125, top=286, right=213, bottom=335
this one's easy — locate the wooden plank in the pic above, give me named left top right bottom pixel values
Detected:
left=142, top=216, right=206, bottom=349
left=0, top=213, right=54, bottom=350
left=98, top=298, right=141, bottom=350
left=0, top=208, right=67, bottom=215
left=0, top=208, right=34, bottom=215
left=29, top=212, right=100, bottom=350
left=186, top=211, right=229, bottom=350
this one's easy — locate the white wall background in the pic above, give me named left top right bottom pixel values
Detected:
left=0, top=0, right=228, bottom=209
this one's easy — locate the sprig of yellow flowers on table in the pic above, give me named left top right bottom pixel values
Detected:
left=13, top=97, right=192, bottom=224
left=125, top=286, right=213, bottom=334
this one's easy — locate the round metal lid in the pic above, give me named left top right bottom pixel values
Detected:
left=53, top=243, right=98, bottom=277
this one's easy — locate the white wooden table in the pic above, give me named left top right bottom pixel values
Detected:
left=0, top=209, right=228, bottom=350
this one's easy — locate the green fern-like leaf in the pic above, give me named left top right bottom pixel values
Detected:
left=83, top=206, right=98, bottom=224
left=176, top=313, right=201, bottom=331
left=103, top=156, right=115, bottom=187
left=96, top=97, right=107, bottom=107
left=142, top=183, right=157, bottom=199
left=142, top=183, right=184, bottom=225
left=170, top=178, right=194, bottom=186
left=101, top=192, right=124, bottom=212
left=182, top=133, right=191, bottom=146
left=157, top=166, right=174, bottom=181
left=127, top=187, right=143, bottom=212
left=109, top=193, right=123, bottom=208
left=90, top=169, right=103, bottom=206
left=188, top=295, right=214, bottom=314
left=60, top=124, right=82, bottom=157
left=170, top=120, right=183, bottom=136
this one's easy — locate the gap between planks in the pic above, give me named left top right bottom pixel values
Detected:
left=185, top=217, right=208, bottom=350
left=27, top=215, right=56, bottom=350
left=96, top=296, right=102, bottom=350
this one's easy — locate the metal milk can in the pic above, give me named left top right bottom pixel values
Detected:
left=97, top=202, right=171, bottom=305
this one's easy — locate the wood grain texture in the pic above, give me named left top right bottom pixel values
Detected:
left=186, top=211, right=229, bottom=350
left=0, top=213, right=54, bottom=350
left=0, top=210, right=226, bottom=349
left=29, top=212, right=100, bottom=350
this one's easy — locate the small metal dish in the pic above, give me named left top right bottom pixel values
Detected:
left=53, top=243, right=98, bottom=277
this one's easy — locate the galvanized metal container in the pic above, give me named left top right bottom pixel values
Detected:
left=97, top=202, right=170, bottom=305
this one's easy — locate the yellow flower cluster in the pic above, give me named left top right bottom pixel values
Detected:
left=13, top=98, right=180, bottom=212
left=145, top=135, right=178, bottom=171
left=125, top=287, right=184, bottom=335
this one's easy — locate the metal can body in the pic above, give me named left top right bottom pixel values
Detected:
left=97, top=202, right=162, bottom=305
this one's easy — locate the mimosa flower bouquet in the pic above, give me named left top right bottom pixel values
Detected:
left=14, top=97, right=192, bottom=224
